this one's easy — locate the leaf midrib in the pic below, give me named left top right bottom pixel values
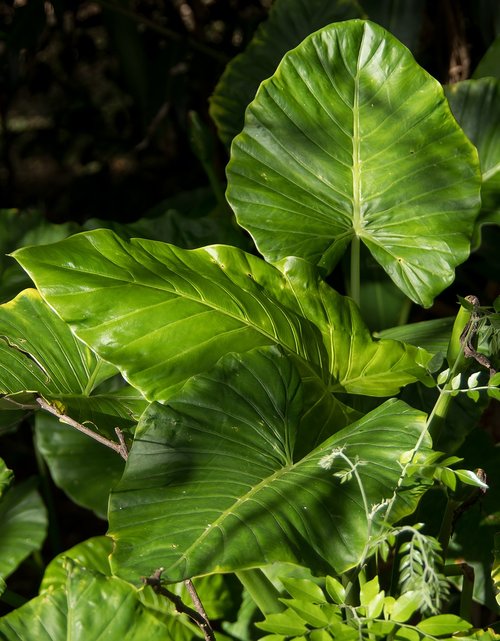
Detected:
left=352, top=24, right=364, bottom=236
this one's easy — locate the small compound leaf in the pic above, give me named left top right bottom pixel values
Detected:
left=416, top=614, right=472, bottom=636
left=281, top=577, right=326, bottom=604
left=256, top=609, right=308, bottom=636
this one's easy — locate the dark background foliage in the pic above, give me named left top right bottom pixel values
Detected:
left=1, top=0, right=499, bottom=223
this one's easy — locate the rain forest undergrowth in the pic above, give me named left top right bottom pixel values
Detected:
left=0, top=4, right=500, bottom=641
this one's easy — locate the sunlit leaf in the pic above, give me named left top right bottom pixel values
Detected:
left=227, top=20, right=481, bottom=307
left=14, top=230, right=431, bottom=400
left=0, top=561, right=188, bottom=641
left=108, top=346, right=431, bottom=583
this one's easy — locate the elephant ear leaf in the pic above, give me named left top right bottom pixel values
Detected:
left=226, top=20, right=481, bottom=307
left=109, top=346, right=431, bottom=584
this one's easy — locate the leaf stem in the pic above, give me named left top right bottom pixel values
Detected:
left=235, top=568, right=285, bottom=615
left=444, top=563, right=474, bottom=621
left=36, top=397, right=129, bottom=461
left=437, top=497, right=459, bottom=560
left=350, top=234, right=361, bottom=307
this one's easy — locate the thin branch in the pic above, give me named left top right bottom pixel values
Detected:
left=143, top=569, right=216, bottom=641
left=36, top=397, right=128, bottom=460
left=184, top=579, right=210, bottom=624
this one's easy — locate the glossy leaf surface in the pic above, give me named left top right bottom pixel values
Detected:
left=274, top=258, right=432, bottom=395
left=14, top=230, right=431, bottom=399
left=13, top=230, right=326, bottom=401
left=0, top=288, right=139, bottom=426
left=108, top=347, right=430, bottom=583
left=0, top=561, right=186, bottom=641
left=227, top=20, right=481, bottom=306
left=0, top=289, right=144, bottom=515
left=0, top=477, right=47, bottom=581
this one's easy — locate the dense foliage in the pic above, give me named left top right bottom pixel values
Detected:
left=0, top=2, right=499, bottom=640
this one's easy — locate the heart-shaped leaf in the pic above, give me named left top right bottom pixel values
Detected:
left=226, top=20, right=481, bottom=307
left=13, top=230, right=430, bottom=399
left=108, top=346, right=431, bottom=583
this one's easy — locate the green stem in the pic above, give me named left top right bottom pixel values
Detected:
left=426, top=342, right=468, bottom=445
left=235, top=569, right=284, bottom=615
left=397, top=297, right=412, bottom=327
left=350, top=235, right=361, bottom=307
left=444, top=563, right=474, bottom=621
left=382, top=358, right=463, bottom=530
left=426, top=383, right=453, bottom=445
left=460, top=566, right=474, bottom=622
left=437, top=496, right=459, bottom=561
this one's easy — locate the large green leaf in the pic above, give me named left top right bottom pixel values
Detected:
left=209, top=0, right=363, bottom=147
left=445, top=78, right=500, bottom=245
left=13, top=229, right=327, bottom=401
left=13, top=230, right=431, bottom=399
left=0, top=288, right=143, bottom=424
left=0, top=209, right=78, bottom=303
left=41, top=535, right=239, bottom=625
left=274, top=258, right=433, bottom=396
left=0, top=289, right=145, bottom=514
left=108, top=346, right=431, bottom=583
left=0, top=561, right=195, bottom=641
left=226, top=20, right=481, bottom=307
left=0, top=475, right=47, bottom=581
left=35, top=412, right=127, bottom=518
